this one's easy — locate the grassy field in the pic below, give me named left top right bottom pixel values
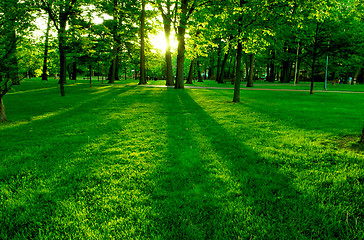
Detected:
left=1, top=78, right=363, bottom=239
left=143, top=79, right=364, bottom=92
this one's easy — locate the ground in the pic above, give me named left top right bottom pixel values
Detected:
left=0, top=78, right=363, bottom=239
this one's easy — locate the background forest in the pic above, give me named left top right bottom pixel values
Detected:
left=0, top=0, right=363, bottom=98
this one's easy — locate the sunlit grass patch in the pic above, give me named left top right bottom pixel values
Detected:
left=1, top=79, right=363, bottom=239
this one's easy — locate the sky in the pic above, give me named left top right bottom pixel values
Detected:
left=33, top=12, right=177, bottom=54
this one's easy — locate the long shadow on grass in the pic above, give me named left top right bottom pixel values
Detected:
left=216, top=89, right=363, bottom=137
left=0, top=85, right=153, bottom=238
left=150, top=89, right=348, bottom=239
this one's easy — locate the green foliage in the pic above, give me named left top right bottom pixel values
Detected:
left=1, top=79, right=363, bottom=238
left=0, top=0, right=34, bottom=95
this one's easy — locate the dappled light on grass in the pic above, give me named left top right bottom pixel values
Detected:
left=0, top=81, right=363, bottom=239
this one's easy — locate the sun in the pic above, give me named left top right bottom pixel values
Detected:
left=150, top=31, right=177, bottom=53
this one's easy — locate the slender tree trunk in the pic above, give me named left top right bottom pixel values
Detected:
left=175, top=0, right=188, bottom=89
left=358, top=69, right=364, bottom=84
left=233, top=0, right=246, bottom=101
left=163, top=18, right=174, bottom=86
left=67, top=65, right=72, bottom=80
left=186, top=59, right=195, bottom=84
left=101, top=63, right=104, bottom=84
left=109, top=0, right=119, bottom=84
left=228, top=55, right=233, bottom=78
left=110, top=48, right=117, bottom=84
left=216, top=41, right=222, bottom=81
left=294, top=43, right=299, bottom=84
left=310, top=23, right=319, bottom=95
left=9, top=30, right=19, bottom=85
left=360, top=127, right=364, bottom=143
left=247, top=54, right=254, bottom=87
left=296, top=58, right=301, bottom=83
left=89, top=65, right=92, bottom=87
left=280, top=60, right=290, bottom=83
left=208, top=52, right=214, bottom=80
left=58, top=18, right=67, bottom=97
left=0, top=95, right=7, bottom=122
left=268, top=51, right=275, bottom=82
left=42, top=16, right=51, bottom=81
left=197, top=58, right=203, bottom=82
left=233, top=41, right=243, bottom=103
left=72, top=61, right=77, bottom=81
left=97, top=63, right=100, bottom=81
left=231, top=54, right=237, bottom=85
left=217, top=49, right=230, bottom=84
left=139, top=0, right=147, bottom=85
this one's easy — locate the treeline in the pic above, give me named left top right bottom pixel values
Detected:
left=0, top=0, right=363, bottom=118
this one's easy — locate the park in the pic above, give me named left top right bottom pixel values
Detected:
left=1, top=0, right=364, bottom=239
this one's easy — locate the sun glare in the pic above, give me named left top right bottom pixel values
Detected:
left=150, top=31, right=177, bottom=54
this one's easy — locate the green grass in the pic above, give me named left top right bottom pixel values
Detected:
left=141, top=78, right=364, bottom=92
left=1, top=78, right=363, bottom=239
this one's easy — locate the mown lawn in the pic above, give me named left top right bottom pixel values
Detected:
left=1, top=78, right=363, bottom=239
left=143, top=78, right=364, bottom=92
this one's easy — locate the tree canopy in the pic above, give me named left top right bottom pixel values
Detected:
left=0, top=0, right=362, bottom=102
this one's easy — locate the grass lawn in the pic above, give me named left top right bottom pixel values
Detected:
left=142, top=78, right=364, bottom=92
left=1, top=78, right=363, bottom=239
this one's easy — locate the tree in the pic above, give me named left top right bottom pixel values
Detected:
left=38, top=0, right=81, bottom=96
left=139, top=0, right=147, bottom=84
left=41, top=14, right=51, bottom=81
left=174, top=0, right=213, bottom=89
left=174, top=0, right=189, bottom=89
left=95, top=0, right=139, bottom=83
left=154, top=0, right=175, bottom=86
left=0, top=0, right=33, bottom=122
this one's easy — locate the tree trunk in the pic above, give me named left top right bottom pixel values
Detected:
left=294, top=42, right=301, bottom=85
left=42, top=15, right=51, bottom=81
left=9, top=30, right=19, bottom=85
left=267, top=51, right=275, bottom=82
left=247, top=54, right=254, bottom=87
left=216, top=41, right=222, bottom=82
left=89, top=64, right=92, bottom=87
left=228, top=55, right=233, bottom=78
left=139, top=0, right=147, bottom=85
left=58, top=18, right=67, bottom=97
left=101, top=63, right=104, bottom=84
left=109, top=0, right=120, bottom=84
left=0, top=95, right=7, bottom=122
left=310, top=23, right=319, bottom=95
left=233, top=41, right=243, bottom=103
left=280, top=60, right=290, bottom=83
left=208, top=52, right=214, bottom=80
left=72, top=61, right=77, bottom=81
left=217, top=48, right=230, bottom=84
left=186, top=59, right=195, bottom=84
left=296, top=58, right=301, bottom=84
left=163, top=17, right=174, bottom=86
left=109, top=48, right=118, bottom=84
left=175, top=0, right=188, bottom=89
left=197, top=58, right=203, bottom=82
left=360, top=127, right=364, bottom=143
left=67, top=65, right=72, bottom=80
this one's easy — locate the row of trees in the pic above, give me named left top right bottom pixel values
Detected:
left=0, top=0, right=363, bottom=121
